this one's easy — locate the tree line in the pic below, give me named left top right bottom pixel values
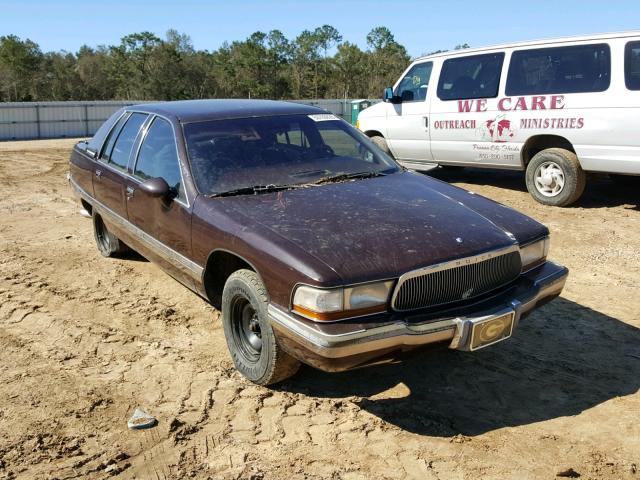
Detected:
left=0, top=25, right=468, bottom=102
left=0, top=26, right=466, bottom=102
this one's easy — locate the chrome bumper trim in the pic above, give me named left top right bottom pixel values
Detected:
left=269, top=262, right=568, bottom=359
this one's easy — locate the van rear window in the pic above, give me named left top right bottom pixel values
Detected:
left=625, top=41, right=640, bottom=91
left=506, top=44, right=610, bottom=96
left=437, top=53, right=504, bottom=101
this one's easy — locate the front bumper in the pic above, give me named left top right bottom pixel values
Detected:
left=269, top=261, right=568, bottom=371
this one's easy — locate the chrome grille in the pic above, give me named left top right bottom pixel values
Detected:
left=391, top=247, right=522, bottom=312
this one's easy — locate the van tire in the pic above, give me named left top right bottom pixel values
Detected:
left=370, top=136, right=394, bottom=158
left=439, top=165, right=465, bottom=171
left=526, top=148, right=586, bottom=207
left=93, top=213, right=129, bottom=257
left=221, top=269, right=300, bottom=386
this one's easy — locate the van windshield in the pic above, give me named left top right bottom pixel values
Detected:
left=183, top=114, right=400, bottom=196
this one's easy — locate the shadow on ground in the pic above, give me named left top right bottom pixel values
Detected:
left=426, top=167, right=640, bottom=210
left=285, top=298, right=640, bottom=437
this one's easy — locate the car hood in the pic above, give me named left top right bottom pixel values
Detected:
left=220, top=171, right=544, bottom=284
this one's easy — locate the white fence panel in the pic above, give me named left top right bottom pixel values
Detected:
left=0, top=100, right=380, bottom=141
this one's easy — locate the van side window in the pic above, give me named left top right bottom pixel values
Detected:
left=394, top=62, right=433, bottom=102
left=437, top=53, right=504, bottom=101
left=506, top=44, right=610, bottom=96
left=625, top=41, right=640, bottom=91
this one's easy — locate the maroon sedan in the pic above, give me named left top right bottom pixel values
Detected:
left=69, top=100, right=568, bottom=385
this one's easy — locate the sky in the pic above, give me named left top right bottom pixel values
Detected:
left=1, top=0, right=639, bottom=58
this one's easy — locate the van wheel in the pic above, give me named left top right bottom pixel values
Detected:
left=526, top=148, right=586, bottom=207
left=439, top=165, right=465, bottom=171
left=370, top=136, right=394, bottom=158
left=221, top=269, right=300, bottom=386
left=93, top=213, right=128, bottom=257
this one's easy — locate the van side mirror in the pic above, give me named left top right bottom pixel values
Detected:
left=139, top=177, right=171, bottom=199
left=383, top=87, right=402, bottom=104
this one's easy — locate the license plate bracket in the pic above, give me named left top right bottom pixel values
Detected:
left=469, top=311, right=515, bottom=351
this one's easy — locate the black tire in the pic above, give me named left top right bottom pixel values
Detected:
left=370, top=135, right=394, bottom=158
left=439, top=165, right=465, bottom=171
left=92, top=213, right=128, bottom=257
left=525, top=148, right=586, bottom=207
left=221, top=269, right=300, bottom=386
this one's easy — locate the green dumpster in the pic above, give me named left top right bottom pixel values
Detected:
left=351, top=99, right=372, bottom=125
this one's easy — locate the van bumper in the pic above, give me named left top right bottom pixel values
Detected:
left=269, top=261, right=568, bottom=372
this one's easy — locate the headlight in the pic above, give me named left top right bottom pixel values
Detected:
left=293, top=281, right=394, bottom=321
left=519, top=237, right=550, bottom=272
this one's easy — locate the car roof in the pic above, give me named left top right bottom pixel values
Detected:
left=415, top=29, right=640, bottom=62
left=125, top=99, right=326, bottom=123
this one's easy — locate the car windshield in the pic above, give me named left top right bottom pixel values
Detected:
left=183, top=113, right=401, bottom=196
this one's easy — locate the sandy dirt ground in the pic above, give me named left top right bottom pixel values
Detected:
left=0, top=138, right=638, bottom=480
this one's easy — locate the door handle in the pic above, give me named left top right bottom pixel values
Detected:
left=126, top=186, right=135, bottom=199
left=424, top=116, right=429, bottom=129
left=95, top=169, right=102, bottom=179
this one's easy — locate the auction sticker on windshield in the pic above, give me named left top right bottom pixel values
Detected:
left=308, top=114, right=339, bottom=122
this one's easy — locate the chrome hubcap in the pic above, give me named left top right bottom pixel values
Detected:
left=534, top=161, right=565, bottom=197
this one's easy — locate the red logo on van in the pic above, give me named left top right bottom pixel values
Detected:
left=483, top=116, right=515, bottom=143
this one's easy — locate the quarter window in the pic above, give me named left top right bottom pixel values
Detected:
left=394, top=62, right=433, bottom=102
left=625, top=41, right=640, bottom=91
left=506, top=44, right=611, bottom=96
left=100, top=112, right=128, bottom=162
left=108, top=113, right=148, bottom=170
left=437, top=53, right=504, bottom=101
left=134, top=117, right=183, bottom=198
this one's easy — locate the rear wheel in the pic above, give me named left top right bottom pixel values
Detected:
left=525, top=148, right=586, bottom=207
left=439, top=165, right=465, bottom=171
left=93, top=213, right=128, bottom=257
left=221, top=269, right=300, bottom=386
left=370, top=135, right=394, bottom=158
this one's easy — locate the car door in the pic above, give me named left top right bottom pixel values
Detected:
left=384, top=61, right=434, bottom=162
left=93, top=112, right=148, bottom=218
left=124, top=115, right=195, bottom=288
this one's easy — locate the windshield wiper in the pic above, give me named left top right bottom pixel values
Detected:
left=209, top=184, right=297, bottom=198
left=310, top=170, right=388, bottom=185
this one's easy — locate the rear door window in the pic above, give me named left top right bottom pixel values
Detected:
left=108, top=113, right=148, bottom=170
left=506, top=44, right=611, bottom=96
left=437, top=53, right=504, bottom=101
left=395, top=61, right=433, bottom=102
left=625, top=41, right=640, bottom=90
left=134, top=117, right=184, bottom=199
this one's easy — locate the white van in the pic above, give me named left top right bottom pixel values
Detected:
left=357, top=31, right=640, bottom=206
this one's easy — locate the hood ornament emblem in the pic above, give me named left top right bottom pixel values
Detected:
left=456, top=237, right=463, bottom=244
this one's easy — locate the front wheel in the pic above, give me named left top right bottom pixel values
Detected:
left=221, top=269, right=300, bottom=386
left=525, top=148, right=586, bottom=207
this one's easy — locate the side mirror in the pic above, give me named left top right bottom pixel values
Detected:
left=383, top=87, right=402, bottom=104
left=139, top=177, right=171, bottom=199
